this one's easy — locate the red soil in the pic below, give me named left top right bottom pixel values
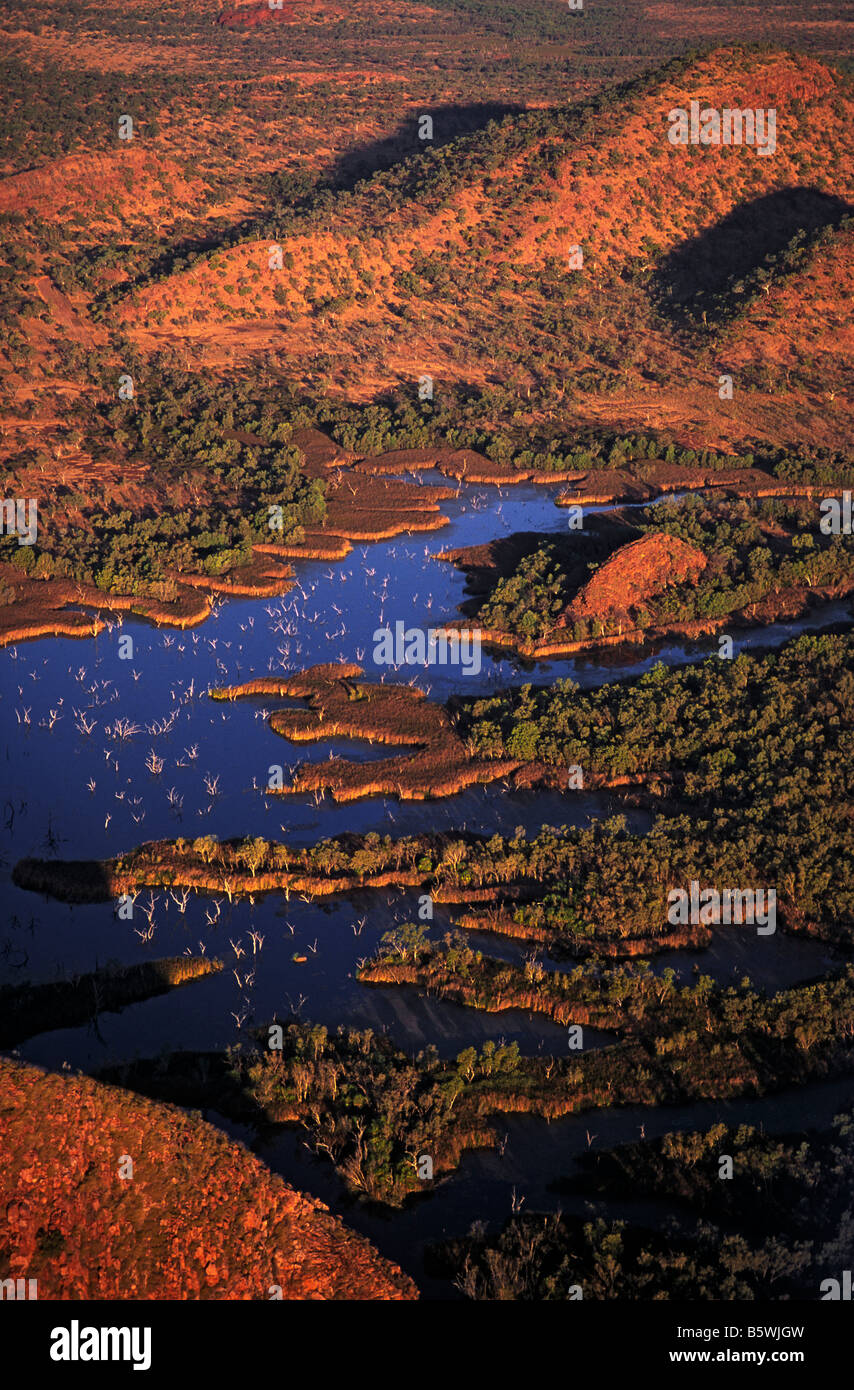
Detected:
left=0, top=1056, right=416, bottom=1300
left=117, top=48, right=853, bottom=452
left=216, top=2, right=304, bottom=26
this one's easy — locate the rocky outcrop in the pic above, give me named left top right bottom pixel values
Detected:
left=563, top=531, right=708, bottom=625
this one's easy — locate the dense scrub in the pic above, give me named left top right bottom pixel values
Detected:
left=454, top=632, right=854, bottom=941
left=432, top=1207, right=833, bottom=1300
left=0, top=370, right=326, bottom=597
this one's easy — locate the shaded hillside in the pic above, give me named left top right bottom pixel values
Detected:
left=2, top=44, right=853, bottom=567
left=653, top=187, right=852, bottom=327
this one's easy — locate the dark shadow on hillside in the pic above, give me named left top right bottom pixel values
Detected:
left=652, top=187, right=852, bottom=328
left=263, top=101, right=527, bottom=213
left=322, top=102, right=528, bottom=193
left=102, top=103, right=527, bottom=304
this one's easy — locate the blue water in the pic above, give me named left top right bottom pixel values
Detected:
left=0, top=474, right=848, bottom=1292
